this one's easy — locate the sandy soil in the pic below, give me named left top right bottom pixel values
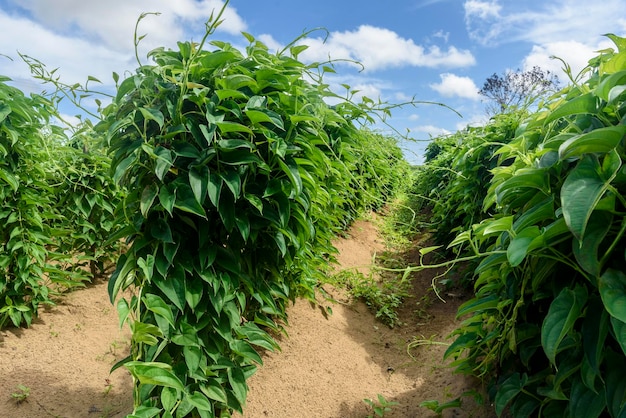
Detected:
left=0, top=217, right=494, bottom=418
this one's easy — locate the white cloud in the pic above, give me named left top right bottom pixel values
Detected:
left=464, top=0, right=501, bottom=20
left=411, top=124, right=451, bottom=137
left=9, top=0, right=246, bottom=53
left=299, top=25, right=475, bottom=72
left=0, top=1, right=248, bottom=91
left=464, top=0, right=626, bottom=46
left=522, top=41, right=600, bottom=81
left=0, top=10, right=130, bottom=85
left=430, top=73, right=480, bottom=99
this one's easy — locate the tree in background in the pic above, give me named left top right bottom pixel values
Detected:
left=479, top=66, right=559, bottom=115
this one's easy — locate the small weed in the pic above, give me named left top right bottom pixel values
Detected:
left=11, top=384, right=30, bottom=404
left=103, top=378, right=113, bottom=397
left=363, top=394, right=399, bottom=417
left=330, top=269, right=409, bottom=327
left=419, top=389, right=484, bottom=417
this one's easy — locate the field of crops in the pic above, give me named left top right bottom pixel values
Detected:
left=1, top=5, right=626, bottom=417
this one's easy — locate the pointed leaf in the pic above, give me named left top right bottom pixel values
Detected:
left=599, top=269, right=626, bottom=324
left=561, top=155, right=615, bottom=241
left=559, top=126, right=626, bottom=160
left=541, top=285, right=587, bottom=365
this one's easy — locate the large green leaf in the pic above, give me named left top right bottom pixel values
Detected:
left=507, top=226, right=542, bottom=267
left=189, top=165, right=208, bottom=206
left=125, top=361, right=184, bottom=391
left=173, top=184, right=206, bottom=218
left=495, top=373, right=527, bottom=416
left=155, top=266, right=186, bottom=312
left=569, top=378, right=606, bottom=418
left=544, top=93, right=598, bottom=125
left=572, top=211, right=612, bottom=276
left=144, top=293, right=175, bottom=327
left=561, top=154, right=616, bottom=241
left=558, top=126, right=626, bottom=160
left=541, top=285, right=587, bottom=365
left=599, top=269, right=626, bottom=324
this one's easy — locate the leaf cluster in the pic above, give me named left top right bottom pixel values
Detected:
left=444, top=34, right=626, bottom=417
left=98, top=25, right=408, bottom=417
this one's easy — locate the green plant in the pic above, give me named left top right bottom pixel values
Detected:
left=0, top=77, right=73, bottom=329
left=97, top=6, right=407, bottom=416
left=443, top=34, right=626, bottom=417
left=363, top=394, right=399, bottom=417
left=330, top=268, right=410, bottom=327
left=11, top=384, right=30, bottom=404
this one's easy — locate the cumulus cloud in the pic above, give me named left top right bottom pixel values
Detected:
left=299, top=25, right=475, bottom=72
left=464, top=0, right=626, bottom=46
left=0, top=0, right=247, bottom=90
left=522, top=41, right=600, bottom=80
left=0, top=10, right=130, bottom=85
left=430, top=73, right=480, bottom=99
left=8, top=0, right=246, bottom=53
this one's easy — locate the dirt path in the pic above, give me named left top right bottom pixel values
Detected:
left=0, top=218, right=493, bottom=418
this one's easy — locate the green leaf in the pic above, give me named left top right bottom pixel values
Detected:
left=138, top=107, right=165, bottom=129
left=227, top=366, right=248, bottom=408
left=187, top=392, right=212, bottom=412
left=611, top=316, right=626, bottom=356
left=561, top=154, right=617, bottom=241
left=185, top=277, right=203, bottom=310
left=582, top=297, right=609, bottom=375
left=495, top=168, right=549, bottom=206
left=507, top=226, right=542, bottom=267
left=144, top=293, right=175, bottom=327
left=278, top=157, right=302, bottom=196
left=220, top=170, right=241, bottom=198
left=108, top=252, right=136, bottom=303
left=569, top=378, right=606, bottom=418
left=125, top=361, right=184, bottom=391
left=189, top=165, right=209, bottom=206
left=541, top=285, right=587, bottom=365
left=155, top=266, right=186, bottom=312
left=544, top=93, right=597, bottom=125
left=216, top=121, right=253, bottom=135
left=572, top=211, right=612, bottom=276
left=230, top=340, right=262, bottom=365
left=0, top=170, right=19, bottom=192
left=158, top=183, right=176, bottom=216
left=599, top=269, right=626, bottom=323
left=173, top=184, right=206, bottom=218
left=207, top=172, right=222, bottom=207
left=596, top=70, right=626, bottom=101
left=160, top=387, right=177, bottom=412
left=200, top=379, right=228, bottom=404
left=183, top=345, right=202, bottom=375
left=245, top=109, right=284, bottom=130
left=150, top=218, right=174, bottom=243
left=495, top=373, right=527, bottom=416
left=559, top=126, right=626, bottom=160
left=218, top=139, right=255, bottom=150
left=155, top=146, right=174, bottom=181
left=127, top=406, right=162, bottom=418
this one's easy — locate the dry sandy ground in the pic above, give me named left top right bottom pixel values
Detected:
left=0, top=218, right=494, bottom=418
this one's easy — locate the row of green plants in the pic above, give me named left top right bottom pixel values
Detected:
left=0, top=77, right=122, bottom=329
left=97, top=15, right=409, bottom=416
left=418, top=34, right=626, bottom=417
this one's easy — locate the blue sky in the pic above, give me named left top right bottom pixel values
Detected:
left=1, top=0, right=625, bottom=163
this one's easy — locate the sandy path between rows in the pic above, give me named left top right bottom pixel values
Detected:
left=0, top=218, right=493, bottom=418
